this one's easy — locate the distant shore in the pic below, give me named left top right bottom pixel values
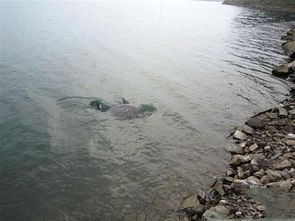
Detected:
left=223, top=0, right=295, bottom=12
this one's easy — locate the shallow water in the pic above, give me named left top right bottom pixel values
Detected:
left=0, top=0, right=294, bottom=220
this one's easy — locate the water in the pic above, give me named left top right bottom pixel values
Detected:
left=0, top=0, right=294, bottom=220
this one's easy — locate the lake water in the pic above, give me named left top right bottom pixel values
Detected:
left=0, top=0, right=294, bottom=220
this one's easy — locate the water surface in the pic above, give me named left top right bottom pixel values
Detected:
left=0, top=0, right=294, bottom=220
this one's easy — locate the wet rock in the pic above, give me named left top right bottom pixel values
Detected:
left=207, top=188, right=221, bottom=205
left=197, top=190, right=208, bottom=206
left=181, top=194, right=200, bottom=208
left=272, top=65, right=290, bottom=77
left=283, top=41, right=295, bottom=58
left=203, top=205, right=229, bottom=219
left=225, top=143, right=242, bottom=154
left=242, top=125, right=254, bottom=135
left=233, top=130, right=247, bottom=141
left=278, top=107, right=288, bottom=117
left=229, top=155, right=251, bottom=166
left=274, top=160, right=292, bottom=170
left=246, top=117, right=264, bottom=129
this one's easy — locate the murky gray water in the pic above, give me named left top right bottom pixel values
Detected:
left=0, top=0, right=294, bottom=220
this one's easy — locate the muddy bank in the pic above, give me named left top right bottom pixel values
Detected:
left=178, top=27, right=295, bottom=221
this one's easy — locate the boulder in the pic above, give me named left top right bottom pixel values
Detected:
left=272, top=65, right=290, bottom=77
left=283, top=41, right=295, bottom=58
left=203, top=205, right=229, bottom=219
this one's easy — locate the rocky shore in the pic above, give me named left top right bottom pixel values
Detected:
left=178, top=27, right=295, bottom=221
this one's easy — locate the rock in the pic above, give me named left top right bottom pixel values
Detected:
left=197, top=190, right=208, bottom=205
left=260, top=175, right=270, bottom=185
left=264, top=146, right=271, bottom=151
left=286, top=140, right=295, bottom=146
left=229, top=155, right=252, bottom=166
left=266, top=112, right=279, bottom=119
left=283, top=40, right=295, bottom=58
left=233, top=130, right=247, bottom=141
left=246, top=117, right=264, bottom=129
left=207, top=188, right=221, bottom=205
left=225, top=143, right=243, bottom=154
left=254, top=169, right=265, bottom=178
left=272, top=65, right=290, bottom=77
left=282, top=35, right=295, bottom=41
left=256, top=205, right=266, bottom=212
left=203, top=205, right=229, bottom=219
left=249, top=143, right=258, bottom=152
left=266, top=180, right=292, bottom=190
left=226, top=169, right=236, bottom=177
left=242, top=125, right=254, bottom=135
left=278, top=107, right=288, bottom=117
left=286, top=133, right=295, bottom=140
left=274, top=160, right=292, bottom=170
left=265, top=169, right=282, bottom=182
left=246, top=176, right=261, bottom=185
left=222, top=176, right=234, bottom=184
left=181, top=194, right=200, bottom=208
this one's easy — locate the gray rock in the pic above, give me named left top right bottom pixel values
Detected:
left=286, top=140, right=295, bottom=146
left=254, top=169, right=265, bottom=178
left=274, top=160, right=292, bottom=170
left=265, top=169, right=282, bottom=182
left=229, top=155, right=252, bottom=166
left=246, top=117, right=264, bottom=129
left=260, top=175, right=270, bottom=185
left=249, top=143, right=258, bottom=152
left=272, top=65, right=290, bottom=77
left=278, top=107, right=288, bottom=117
left=233, top=130, right=247, bottom=141
left=266, top=112, right=279, bottom=119
left=203, top=205, right=229, bottom=219
left=283, top=41, right=295, bottom=58
left=242, top=125, right=254, bottom=135
left=225, top=143, right=243, bottom=154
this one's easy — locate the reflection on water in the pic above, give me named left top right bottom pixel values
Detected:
left=0, top=0, right=294, bottom=220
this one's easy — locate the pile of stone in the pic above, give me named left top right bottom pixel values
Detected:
left=272, top=26, right=295, bottom=80
left=179, top=26, right=295, bottom=221
left=179, top=96, right=295, bottom=221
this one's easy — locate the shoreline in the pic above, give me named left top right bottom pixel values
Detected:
left=222, top=1, right=295, bottom=12
left=179, top=27, right=295, bottom=221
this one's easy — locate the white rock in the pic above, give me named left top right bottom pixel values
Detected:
left=233, top=130, right=247, bottom=141
left=286, top=133, right=295, bottom=140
